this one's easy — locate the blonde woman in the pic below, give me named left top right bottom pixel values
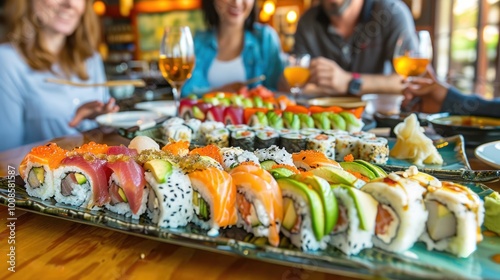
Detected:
left=0, top=0, right=118, bottom=151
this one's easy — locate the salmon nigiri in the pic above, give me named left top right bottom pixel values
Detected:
left=230, top=165, right=283, bottom=247
left=188, top=167, right=237, bottom=236
left=292, top=150, right=341, bottom=171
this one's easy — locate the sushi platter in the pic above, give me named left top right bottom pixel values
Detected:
left=1, top=176, right=499, bottom=279
left=1, top=132, right=500, bottom=280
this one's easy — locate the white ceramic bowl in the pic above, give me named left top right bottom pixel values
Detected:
left=362, top=94, right=404, bottom=117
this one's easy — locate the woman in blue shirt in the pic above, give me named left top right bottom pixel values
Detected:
left=0, top=0, right=119, bottom=151
left=181, top=0, right=284, bottom=97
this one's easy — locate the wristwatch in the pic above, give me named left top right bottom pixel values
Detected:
left=347, top=73, right=363, bottom=96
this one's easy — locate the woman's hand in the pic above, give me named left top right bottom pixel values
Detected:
left=308, top=57, right=352, bottom=94
left=69, top=98, right=119, bottom=127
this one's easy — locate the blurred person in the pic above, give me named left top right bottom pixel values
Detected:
left=292, top=0, right=417, bottom=96
left=181, top=0, right=284, bottom=97
left=403, top=67, right=500, bottom=118
left=0, top=0, right=118, bottom=151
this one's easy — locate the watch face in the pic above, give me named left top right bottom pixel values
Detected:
left=348, top=79, right=362, bottom=95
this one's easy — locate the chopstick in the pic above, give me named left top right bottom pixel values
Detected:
left=243, top=75, right=266, bottom=85
left=45, top=78, right=146, bottom=88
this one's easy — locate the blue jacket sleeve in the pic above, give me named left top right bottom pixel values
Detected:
left=181, top=33, right=212, bottom=97
left=0, top=58, right=25, bottom=151
left=260, top=25, right=284, bottom=91
left=441, top=87, right=500, bottom=118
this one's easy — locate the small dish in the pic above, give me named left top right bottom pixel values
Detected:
left=96, top=111, right=164, bottom=128
left=475, top=140, right=500, bottom=169
left=427, top=113, right=500, bottom=146
left=135, top=100, right=176, bottom=116
left=307, top=97, right=366, bottom=108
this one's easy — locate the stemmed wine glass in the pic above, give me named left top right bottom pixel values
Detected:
left=284, top=54, right=311, bottom=102
left=159, top=26, right=195, bottom=116
left=393, top=30, right=433, bottom=78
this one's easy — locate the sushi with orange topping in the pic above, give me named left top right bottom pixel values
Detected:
left=19, top=143, right=68, bottom=200
left=188, top=167, right=238, bottom=236
left=230, top=164, right=283, bottom=247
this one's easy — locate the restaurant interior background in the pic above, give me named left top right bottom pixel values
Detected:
left=0, top=0, right=499, bottom=100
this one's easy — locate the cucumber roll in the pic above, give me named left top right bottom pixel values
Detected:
left=420, top=181, right=484, bottom=258
left=230, top=130, right=255, bottom=151
left=254, top=129, right=280, bottom=150
left=220, top=147, right=260, bottom=171
left=254, top=145, right=294, bottom=168
left=280, top=133, right=307, bottom=153
left=165, top=124, right=192, bottom=143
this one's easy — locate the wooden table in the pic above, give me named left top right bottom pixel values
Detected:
left=0, top=129, right=498, bottom=279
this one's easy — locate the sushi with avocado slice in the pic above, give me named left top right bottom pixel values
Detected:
left=339, top=111, right=363, bottom=133
left=328, top=113, right=347, bottom=131
left=329, top=184, right=378, bottom=255
left=312, top=112, right=331, bottom=130
left=276, top=177, right=329, bottom=251
left=298, top=113, right=314, bottom=129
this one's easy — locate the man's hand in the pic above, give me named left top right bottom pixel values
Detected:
left=308, top=57, right=352, bottom=94
left=402, top=67, right=449, bottom=113
left=69, top=98, right=119, bottom=127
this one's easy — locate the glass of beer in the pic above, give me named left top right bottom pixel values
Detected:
left=159, top=26, right=195, bottom=116
left=284, top=54, right=311, bottom=101
left=393, top=31, right=432, bottom=78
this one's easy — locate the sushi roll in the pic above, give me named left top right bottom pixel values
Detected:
left=420, top=181, right=484, bottom=258
left=164, top=124, right=192, bottom=143
left=323, top=129, right=348, bottom=138
left=350, top=131, right=376, bottom=139
left=230, top=130, right=255, bottom=151
left=253, top=145, right=294, bottom=169
left=105, top=146, right=149, bottom=219
left=358, top=137, right=390, bottom=164
left=220, top=147, right=260, bottom=171
left=206, top=128, right=230, bottom=148
left=188, top=167, right=238, bottom=236
left=292, top=150, right=341, bottom=171
left=276, top=176, right=331, bottom=251
left=361, top=173, right=428, bottom=253
left=19, top=143, right=67, bottom=200
left=280, top=133, right=307, bottom=153
left=226, top=124, right=250, bottom=134
left=306, top=134, right=336, bottom=159
left=199, top=121, right=225, bottom=145
left=162, top=117, right=185, bottom=127
left=143, top=159, right=193, bottom=228
left=254, top=129, right=280, bottom=150
left=53, top=154, right=110, bottom=209
left=329, top=185, right=378, bottom=255
left=335, top=135, right=359, bottom=161
left=300, top=128, right=322, bottom=137
left=230, top=165, right=283, bottom=247
left=184, top=118, right=202, bottom=143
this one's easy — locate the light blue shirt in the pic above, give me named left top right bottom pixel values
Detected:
left=182, top=23, right=284, bottom=97
left=0, top=43, right=109, bottom=151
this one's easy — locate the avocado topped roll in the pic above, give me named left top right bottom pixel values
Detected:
left=143, top=158, right=193, bottom=228
left=329, top=185, right=378, bottom=255
left=420, top=181, right=484, bottom=258
left=361, top=173, right=428, bottom=253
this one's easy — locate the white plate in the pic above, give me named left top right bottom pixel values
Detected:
left=96, top=111, right=164, bottom=128
left=134, top=101, right=176, bottom=116
left=475, top=140, right=500, bottom=169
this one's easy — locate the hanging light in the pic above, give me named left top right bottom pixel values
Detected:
left=286, top=10, right=298, bottom=24
left=120, top=0, right=133, bottom=17
left=93, top=0, right=106, bottom=16
left=263, top=1, right=276, bottom=15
